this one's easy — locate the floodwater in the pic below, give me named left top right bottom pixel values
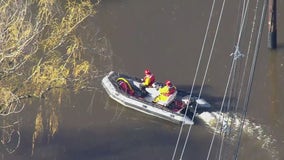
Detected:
left=1, top=0, right=284, bottom=160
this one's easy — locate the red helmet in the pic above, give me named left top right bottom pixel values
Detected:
left=144, top=69, right=151, bottom=75
left=165, top=80, right=172, bottom=86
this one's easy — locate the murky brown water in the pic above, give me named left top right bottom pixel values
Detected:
left=1, top=1, right=284, bottom=160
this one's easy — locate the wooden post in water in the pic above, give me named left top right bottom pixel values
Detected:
left=268, top=0, right=277, bottom=49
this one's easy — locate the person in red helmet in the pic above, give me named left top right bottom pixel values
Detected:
left=153, top=80, right=177, bottom=106
left=141, top=69, right=155, bottom=88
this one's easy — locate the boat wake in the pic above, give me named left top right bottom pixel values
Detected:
left=198, top=112, right=279, bottom=160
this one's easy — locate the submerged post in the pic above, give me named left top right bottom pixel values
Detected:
left=268, top=0, right=277, bottom=49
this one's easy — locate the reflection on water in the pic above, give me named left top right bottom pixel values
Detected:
left=31, top=97, right=61, bottom=155
left=32, top=105, right=43, bottom=156
left=268, top=50, right=284, bottom=159
left=1, top=16, right=112, bottom=160
left=0, top=100, right=24, bottom=154
left=0, top=120, right=21, bottom=154
left=28, top=33, right=113, bottom=157
left=268, top=51, right=282, bottom=123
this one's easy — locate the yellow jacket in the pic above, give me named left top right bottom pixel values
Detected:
left=154, top=85, right=176, bottom=102
left=142, top=74, right=155, bottom=87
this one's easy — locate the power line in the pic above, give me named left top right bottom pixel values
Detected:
left=234, top=0, right=268, bottom=159
left=176, top=0, right=228, bottom=159
left=171, top=0, right=217, bottom=159
left=235, top=0, right=260, bottom=113
left=217, top=0, right=251, bottom=159
left=171, top=0, right=267, bottom=159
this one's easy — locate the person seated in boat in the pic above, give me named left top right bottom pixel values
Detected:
left=153, top=80, right=177, bottom=106
left=140, top=69, right=155, bottom=88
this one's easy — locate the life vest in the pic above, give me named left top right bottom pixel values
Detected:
left=143, top=74, right=155, bottom=86
left=153, top=85, right=177, bottom=104
left=160, top=85, right=176, bottom=97
left=167, top=86, right=176, bottom=95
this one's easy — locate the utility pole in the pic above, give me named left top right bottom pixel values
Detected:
left=268, top=0, right=277, bottom=49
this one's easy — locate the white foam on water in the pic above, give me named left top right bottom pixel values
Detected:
left=197, top=112, right=279, bottom=160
